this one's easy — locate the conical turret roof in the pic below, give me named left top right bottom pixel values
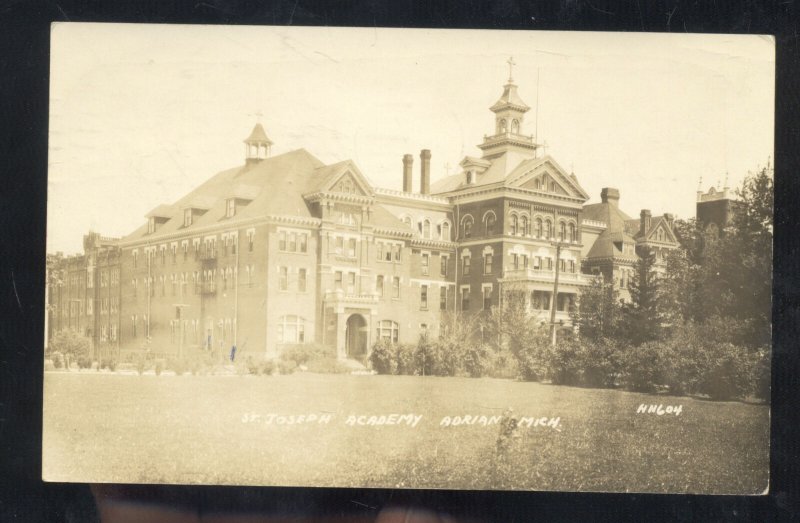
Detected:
left=244, top=123, right=273, bottom=144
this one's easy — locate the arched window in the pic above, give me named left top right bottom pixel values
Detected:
left=484, top=212, right=497, bottom=236
left=510, top=214, right=518, bottom=235
left=521, top=215, right=529, bottom=236
left=544, top=220, right=552, bottom=239
left=403, top=216, right=412, bottom=228
left=441, top=221, right=451, bottom=241
left=277, top=315, right=306, bottom=344
left=511, top=119, right=519, bottom=133
left=422, top=219, right=431, bottom=239
left=569, top=222, right=577, bottom=242
left=376, top=320, right=399, bottom=344
left=462, top=215, right=474, bottom=238
left=559, top=221, right=567, bottom=241
left=498, top=118, right=507, bottom=134
left=535, top=218, right=543, bottom=238
left=466, top=171, right=473, bottom=184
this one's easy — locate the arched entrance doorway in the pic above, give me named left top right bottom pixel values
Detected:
left=345, top=314, right=368, bottom=360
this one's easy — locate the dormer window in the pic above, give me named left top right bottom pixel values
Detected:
left=148, top=217, right=156, bottom=234
left=466, top=171, right=473, bottom=184
left=183, top=209, right=193, bottom=227
left=226, top=199, right=236, bottom=218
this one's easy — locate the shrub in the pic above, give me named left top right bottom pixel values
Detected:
left=76, top=356, right=92, bottom=370
left=280, top=344, right=329, bottom=367
left=463, top=344, right=495, bottom=378
left=99, top=358, right=118, bottom=372
left=579, top=338, right=621, bottom=388
left=260, top=359, right=276, bottom=376
left=48, top=330, right=91, bottom=366
left=487, top=350, right=519, bottom=379
left=544, top=339, right=582, bottom=386
left=514, top=337, right=549, bottom=382
left=619, top=341, right=669, bottom=393
left=369, top=340, right=397, bottom=375
left=395, top=344, right=417, bottom=375
left=277, top=359, right=297, bottom=375
left=167, top=358, right=185, bottom=376
left=51, top=351, right=64, bottom=369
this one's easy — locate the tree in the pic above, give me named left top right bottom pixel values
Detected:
left=48, top=329, right=91, bottom=369
left=621, top=246, right=663, bottom=345
left=571, top=275, right=621, bottom=341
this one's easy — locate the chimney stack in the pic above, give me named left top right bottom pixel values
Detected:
left=600, top=187, right=620, bottom=207
left=402, top=154, right=414, bottom=193
left=420, top=149, right=431, bottom=195
left=664, top=213, right=674, bottom=230
left=640, top=209, right=652, bottom=236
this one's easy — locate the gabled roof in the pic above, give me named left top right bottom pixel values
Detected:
left=145, top=204, right=172, bottom=218
left=310, top=160, right=374, bottom=197
left=624, top=216, right=678, bottom=243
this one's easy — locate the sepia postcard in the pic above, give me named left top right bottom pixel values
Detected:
left=43, top=23, right=774, bottom=494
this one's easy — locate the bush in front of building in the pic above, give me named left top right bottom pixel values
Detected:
left=578, top=338, right=622, bottom=388
left=50, top=351, right=65, bottom=369
left=463, top=344, right=496, bottom=378
left=48, top=329, right=91, bottom=370
left=369, top=339, right=397, bottom=375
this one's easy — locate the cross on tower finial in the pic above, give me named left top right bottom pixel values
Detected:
left=507, top=56, right=516, bottom=83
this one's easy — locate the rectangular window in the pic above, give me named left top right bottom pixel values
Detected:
left=248, top=232, right=254, bottom=252
left=547, top=257, right=553, bottom=270
left=226, top=198, right=236, bottom=218
left=132, top=252, right=138, bottom=269
left=483, top=286, right=492, bottom=310
left=299, top=234, right=307, bottom=253
left=463, top=256, right=471, bottom=276
left=522, top=255, right=528, bottom=268
left=560, top=259, right=567, bottom=272
left=289, top=233, right=297, bottom=252
left=279, top=266, right=288, bottom=291
left=421, top=253, right=430, bottom=276
left=534, top=256, right=542, bottom=269
left=347, top=272, right=356, bottom=294
left=376, top=275, right=384, bottom=297
left=420, top=285, right=428, bottom=309
left=484, top=254, right=493, bottom=274
left=461, top=288, right=470, bottom=311
left=393, top=244, right=401, bottom=262
left=512, top=253, right=519, bottom=270
left=376, top=242, right=384, bottom=261
left=279, top=231, right=286, bottom=251
left=440, top=286, right=447, bottom=310
left=131, top=315, right=137, bottom=337
left=392, top=276, right=400, bottom=298
left=298, top=268, right=307, bottom=292
left=171, top=245, right=177, bottom=264
left=347, top=238, right=356, bottom=257
left=440, top=255, right=448, bottom=276
left=335, top=271, right=343, bottom=290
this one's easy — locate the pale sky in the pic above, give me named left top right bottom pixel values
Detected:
left=48, top=24, right=774, bottom=254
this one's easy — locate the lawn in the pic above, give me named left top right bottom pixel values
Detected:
left=42, top=372, right=769, bottom=494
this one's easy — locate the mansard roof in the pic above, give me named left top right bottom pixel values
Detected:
left=489, top=82, right=530, bottom=112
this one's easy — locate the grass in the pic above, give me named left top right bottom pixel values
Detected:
left=42, top=372, right=769, bottom=493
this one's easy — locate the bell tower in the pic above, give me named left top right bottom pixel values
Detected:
left=478, top=57, right=538, bottom=161
left=243, top=122, right=273, bottom=165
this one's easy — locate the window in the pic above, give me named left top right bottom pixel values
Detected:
left=182, top=242, right=188, bottom=261
left=131, top=315, right=137, bottom=337
left=544, top=220, right=552, bottom=239
left=535, top=218, right=543, bottom=238
left=226, top=198, right=236, bottom=218
left=248, top=231, right=255, bottom=252
left=171, top=244, right=177, bottom=263
left=347, top=272, right=356, bottom=294
left=184, top=209, right=192, bottom=227
left=440, top=255, right=448, bottom=276
left=86, top=299, right=93, bottom=316
left=441, top=221, right=451, bottom=241
left=522, top=254, right=529, bottom=268
left=511, top=253, right=519, bottom=270
left=335, top=271, right=343, bottom=290
left=277, top=315, right=305, bottom=344
left=376, top=275, right=384, bottom=297
left=560, top=259, right=567, bottom=272
left=298, top=268, right=307, bottom=292
left=484, top=253, right=493, bottom=274
left=521, top=215, right=529, bottom=236
left=559, top=221, right=567, bottom=241
left=461, top=287, right=470, bottom=311
left=511, top=119, right=519, bottom=133
left=148, top=217, right=155, bottom=234
left=463, top=216, right=473, bottom=238
left=510, top=214, right=518, bottom=235
left=299, top=234, right=307, bottom=253
left=132, top=252, right=138, bottom=269
left=392, top=276, right=400, bottom=298
left=440, top=286, right=447, bottom=310
left=393, top=244, right=401, bottom=262
left=569, top=222, right=577, bottom=242
left=403, top=216, right=412, bottom=228
left=279, top=231, right=286, bottom=250
left=485, top=213, right=496, bottom=236
left=463, top=255, right=471, bottom=275
left=569, top=260, right=575, bottom=273
left=376, top=320, right=399, bottom=344
left=335, top=236, right=344, bottom=254
left=420, top=285, right=428, bottom=309
left=422, top=219, right=431, bottom=239
left=547, top=257, right=553, bottom=270
left=421, top=253, right=430, bottom=276
left=483, top=286, right=492, bottom=310
left=289, top=233, right=297, bottom=252
left=279, top=267, right=288, bottom=291
left=376, top=242, right=384, bottom=261
left=532, top=291, right=551, bottom=310
left=347, top=238, right=356, bottom=257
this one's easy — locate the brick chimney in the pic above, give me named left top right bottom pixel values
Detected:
left=664, top=213, right=674, bottom=229
left=402, top=154, right=413, bottom=193
left=640, top=209, right=652, bottom=236
left=420, top=149, right=431, bottom=195
left=600, top=187, right=620, bottom=207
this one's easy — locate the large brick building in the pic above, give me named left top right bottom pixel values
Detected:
left=47, top=68, right=679, bottom=361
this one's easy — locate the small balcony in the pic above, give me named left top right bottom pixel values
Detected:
left=502, top=268, right=591, bottom=285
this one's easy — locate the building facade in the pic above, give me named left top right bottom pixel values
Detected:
left=47, top=68, right=679, bottom=361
